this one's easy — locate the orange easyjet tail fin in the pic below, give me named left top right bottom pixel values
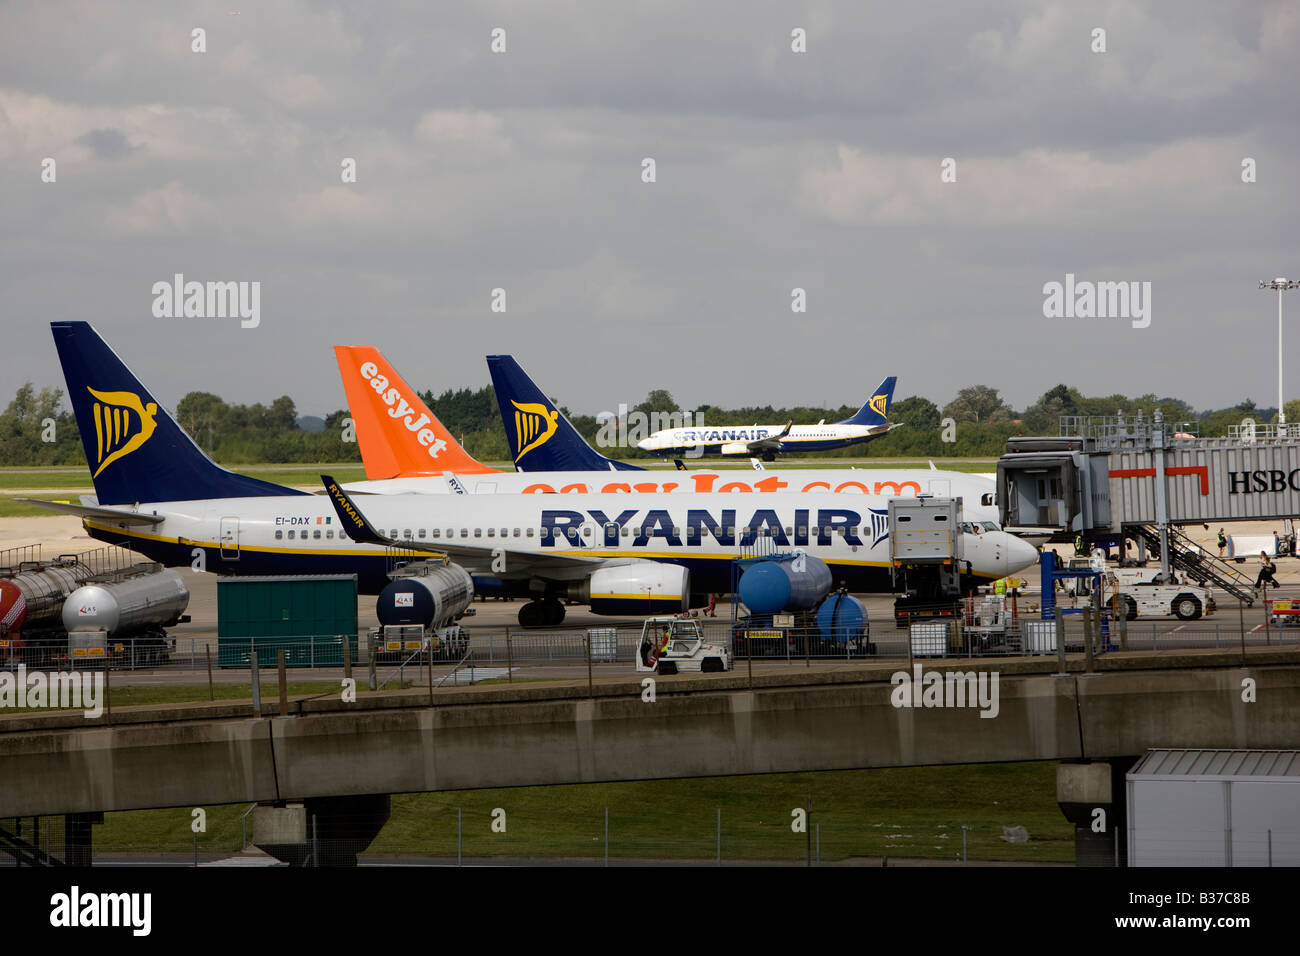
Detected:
left=334, top=346, right=498, bottom=478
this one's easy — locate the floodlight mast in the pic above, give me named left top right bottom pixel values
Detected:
left=1260, top=278, right=1299, bottom=429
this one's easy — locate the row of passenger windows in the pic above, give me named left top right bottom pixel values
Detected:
left=373, top=526, right=859, bottom=539
left=274, top=526, right=868, bottom=543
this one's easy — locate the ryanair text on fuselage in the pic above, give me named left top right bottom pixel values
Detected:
left=536, top=506, right=889, bottom=550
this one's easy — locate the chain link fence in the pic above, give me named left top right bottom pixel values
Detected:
left=2, top=613, right=1297, bottom=675
left=19, top=808, right=1292, bottom=867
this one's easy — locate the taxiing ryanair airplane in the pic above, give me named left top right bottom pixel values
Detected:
left=634, top=376, right=901, bottom=459
left=27, top=324, right=1036, bottom=626
left=338, top=347, right=1000, bottom=523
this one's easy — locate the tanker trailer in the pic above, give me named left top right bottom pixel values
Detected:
left=815, top=590, right=872, bottom=655
left=62, top=565, right=190, bottom=667
left=371, top=561, right=475, bottom=662
left=0, top=557, right=96, bottom=666
left=734, top=552, right=833, bottom=658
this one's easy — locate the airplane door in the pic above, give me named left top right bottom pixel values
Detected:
left=220, top=516, right=240, bottom=559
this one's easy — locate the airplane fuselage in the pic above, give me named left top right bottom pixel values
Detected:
left=83, top=491, right=1034, bottom=601
left=637, top=423, right=890, bottom=456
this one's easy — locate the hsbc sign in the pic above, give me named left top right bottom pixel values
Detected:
left=1227, top=470, right=1300, bottom=494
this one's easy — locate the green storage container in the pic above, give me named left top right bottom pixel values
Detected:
left=217, top=575, right=358, bottom=668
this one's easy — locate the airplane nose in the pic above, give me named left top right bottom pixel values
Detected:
left=1004, top=534, right=1040, bottom=574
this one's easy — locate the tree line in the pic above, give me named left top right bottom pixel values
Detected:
left=0, top=380, right=1287, bottom=467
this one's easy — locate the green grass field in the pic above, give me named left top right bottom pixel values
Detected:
left=91, top=762, right=1071, bottom=864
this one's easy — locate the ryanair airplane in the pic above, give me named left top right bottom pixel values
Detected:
left=26, top=324, right=1036, bottom=626
left=338, top=346, right=999, bottom=517
left=637, top=377, right=901, bottom=460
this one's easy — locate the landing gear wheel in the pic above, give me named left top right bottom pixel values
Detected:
left=1172, top=594, right=1201, bottom=621
left=518, top=601, right=546, bottom=628
left=543, top=598, right=565, bottom=626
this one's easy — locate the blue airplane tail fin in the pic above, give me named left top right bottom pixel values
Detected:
left=839, top=376, right=898, bottom=427
left=51, top=321, right=307, bottom=504
left=486, top=355, right=643, bottom=472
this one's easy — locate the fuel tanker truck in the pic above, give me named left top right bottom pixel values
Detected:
left=730, top=551, right=867, bottom=655
left=369, top=560, right=475, bottom=662
left=0, top=558, right=189, bottom=667
left=0, top=556, right=95, bottom=636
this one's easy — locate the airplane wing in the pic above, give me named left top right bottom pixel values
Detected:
left=320, top=476, right=605, bottom=575
left=738, top=420, right=793, bottom=455
left=749, top=458, right=765, bottom=471
left=16, top=499, right=166, bottom=525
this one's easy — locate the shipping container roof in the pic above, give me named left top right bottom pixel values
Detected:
left=1128, top=749, right=1300, bottom=779
left=215, top=575, right=357, bottom=584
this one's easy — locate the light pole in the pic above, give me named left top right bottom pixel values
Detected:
left=1261, top=278, right=1299, bottom=429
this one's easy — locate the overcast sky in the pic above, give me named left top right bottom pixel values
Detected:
left=2, top=1, right=1297, bottom=423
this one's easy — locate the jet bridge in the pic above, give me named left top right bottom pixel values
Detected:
left=999, top=411, right=1300, bottom=595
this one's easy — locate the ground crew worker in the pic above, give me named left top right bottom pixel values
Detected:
left=994, top=578, right=1006, bottom=596
left=1217, top=528, right=1227, bottom=557
left=1255, top=552, right=1278, bottom=590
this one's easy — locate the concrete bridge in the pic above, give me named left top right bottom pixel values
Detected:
left=4, top=648, right=1299, bottom=864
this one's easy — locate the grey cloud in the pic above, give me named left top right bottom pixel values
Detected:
left=75, top=127, right=140, bottom=160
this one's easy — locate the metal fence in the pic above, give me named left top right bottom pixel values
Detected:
left=6, top=808, right=1068, bottom=867
left=3, top=616, right=1296, bottom=675
left=0, top=635, right=358, bottom=672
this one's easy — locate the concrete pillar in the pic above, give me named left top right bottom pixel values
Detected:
left=63, top=811, right=103, bottom=866
left=254, top=794, right=391, bottom=866
left=1057, top=759, right=1137, bottom=866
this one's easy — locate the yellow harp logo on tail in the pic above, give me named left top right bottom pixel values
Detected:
left=511, top=400, right=559, bottom=462
left=869, top=392, right=889, bottom=418
left=87, top=387, right=159, bottom=479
